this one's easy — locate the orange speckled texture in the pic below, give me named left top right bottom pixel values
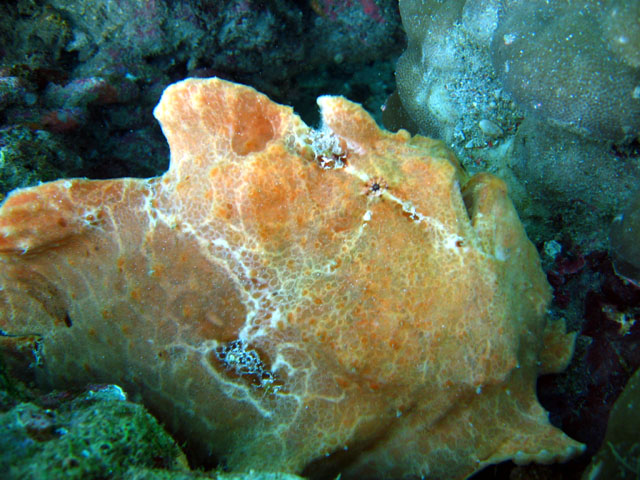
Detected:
left=0, top=78, right=584, bottom=479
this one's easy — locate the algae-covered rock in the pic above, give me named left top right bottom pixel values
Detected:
left=0, top=1, right=71, bottom=69
left=0, top=385, right=181, bottom=480
left=0, top=125, right=82, bottom=198
left=0, top=356, right=305, bottom=480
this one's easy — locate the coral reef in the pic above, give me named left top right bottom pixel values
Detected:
left=492, top=0, right=640, bottom=143
left=388, top=0, right=640, bottom=251
left=391, top=0, right=640, bottom=146
left=394, top=0, right=512, bottom=147
left=0, top=77, right=583, bottom=479
left=0, top=0, right=402, bottom=183
left=1, top=1, right=637, bottom=478
left=0, top=125, right=82, bottom=198
left=0, top=1, right=72, bottom=69
left=508, top=119, right=639, bottom=248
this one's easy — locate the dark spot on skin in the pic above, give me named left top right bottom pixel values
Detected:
left=63, top=313, right=72, bottom=328
left=364, top=177, right=388, bottom=197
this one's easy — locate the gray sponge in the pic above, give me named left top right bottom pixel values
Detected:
left=491, top=0, right=640, bottom=143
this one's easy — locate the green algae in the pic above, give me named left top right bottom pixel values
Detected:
left=0, top=386, right=181, bottom=480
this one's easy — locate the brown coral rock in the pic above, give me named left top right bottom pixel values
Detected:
left=0, top=78, right=583, bottom=479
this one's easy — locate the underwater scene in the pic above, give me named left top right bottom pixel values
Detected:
left=0, top=0, right=639, bottom=479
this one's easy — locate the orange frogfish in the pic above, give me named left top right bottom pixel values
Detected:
left=0, top=78, right=584, bottom=479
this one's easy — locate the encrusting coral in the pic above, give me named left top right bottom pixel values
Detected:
left=0, top=78, right=584, bottom=479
